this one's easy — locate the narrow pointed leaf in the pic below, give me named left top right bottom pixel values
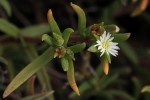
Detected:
left=47, top=9, right=61, bottom=35
left=67, top=58, right=80, bottom=96
left=26, top=45, right=54, bottom=100
left=71, top=3, right=86, bottom=36
left=141, top=86, right=150, bottom=93
left=3, top=47, right=54, bottom=98
left=0, top=18, right=19, bottom=38
left=0, top=0, right=11, bottom=16
left=21, top=91, right=54, bottom=100
left=52, top=32, right=64, bottom=46
left=87, top=45, right=97, bottom=53
left=69, top=42, right=86, bottom=53
left=21, top=24, right=50, bottom=38
left=112, top=33, right=131, bottom=42
left=62, top=28, right=74, bottom=46
left=42, top=34, right=53, bottom=45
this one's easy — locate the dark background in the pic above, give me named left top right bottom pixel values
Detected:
left=0, top=0, right=150, bottom=100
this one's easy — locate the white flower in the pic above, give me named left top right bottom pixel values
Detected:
left=94, top=31, right=120, bottom=57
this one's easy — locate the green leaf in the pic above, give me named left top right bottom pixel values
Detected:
left=0, top=18, right=19, bottom=37
left=62, top=28, right=74, bottom=46
left=141, top=86, right=150, bottom=93
left=42, top=34, right=53, bottom=45
left=21, top=91, right=54, bottom=100
left=120, top=42, right=138, bottom=65
left=21, top=24, right=50, bottom=38
left=71, top=3, right=86, bottom=36
left=104, top=24, right=120, bottom=33
left=24, top=44, right=54, bottom=100
left=47, top=9, right=61, bottom=35
left=66, top=49, right=75, bottom=60
left=67, top=57, right=80, bottom=96
left=69, top=43, right=86, bottom=53
left=61, top=56, right=69, bottom=71
left=87, top=45, right=97, bottom=53
left=52, top=32, right=64, bottom=46
left=0, top=0, right=11, bottom=16
left=112, top=33, right=131, bottom=42
left=3, top=47, right=54, bottom=98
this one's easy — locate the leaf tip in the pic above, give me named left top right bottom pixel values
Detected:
left=70, top=2, right=74, bottom=7
left=70, top=2, right=78, bottom=10
left=141, top=86, right=150, bottom=93
left=3, top=90, right=9, bottom=98
left=47, top=9, right=53, bottom=20
left=71, top=83, right=80, bottom=96
left=115, top=25, right=120, bottom=33
left=127, top=33, right=131, bottom=38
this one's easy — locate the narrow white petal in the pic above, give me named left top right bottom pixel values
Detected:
left=103, top=31, right=106, bottom=34
left=100, top=51, right=105, bottom=57
left=96, top=40, right=101, bottom=44
left=108, top=37, right=114, bottom=41
left=98, top=46, right=102, bottom=50
left=111, top=46, right=120, bottom=50
left=94, top=31, right=119, bottom=57
left=94, top=44, right=99, bottom=47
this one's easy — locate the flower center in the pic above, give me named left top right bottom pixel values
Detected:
left=102, top=41, right=109, bottom=49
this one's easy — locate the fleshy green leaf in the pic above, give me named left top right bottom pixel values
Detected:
left=21, top=24, right=50, bottom=38
left=0, top=0, right=11, bottom=16
left=66, top=49, right=75, bottom=60
left=67, top=57, right=80, bottom=96
left=47, top=9, right=61, bottom=35
left=21, top=91, right=54, bottom=100
left=69, top=43, right=86, bottom=53
left=112, top=33, right=131, bottom=42
left=3, top=47, right=54, bottom=98
left=61, top=56, right=69, bottom=71
left=104, top=25, right=120, bottom=33
left=87, top=45, right=97, bottom=53
left=52, top=32, right=64, bottom=46
left=42, top=34, right=53, bottom=45
left=71, top=3, right=86, bottom=36
left=25, top=44, right=54, bottom=100
left=62, top=28, right=74, bottom=46
left=0, top=18, right=19, bottom=38
left=141, top=86, right=150, bottom=93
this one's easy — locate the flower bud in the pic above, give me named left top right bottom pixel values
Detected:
left=54, top=46, right=66, bottom=58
